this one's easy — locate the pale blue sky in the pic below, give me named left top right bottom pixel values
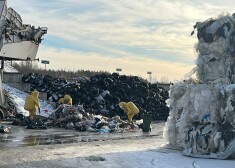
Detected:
left=8, top=0, right=235, bottom=81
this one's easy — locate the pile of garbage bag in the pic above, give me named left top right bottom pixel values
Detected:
left=22, top=73, right=169, bottom=121
left=163, top=12, right=235, bottom=159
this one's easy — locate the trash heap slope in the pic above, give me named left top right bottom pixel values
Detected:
left=22, top=73, right=169, bottom=121
left=163, top=13, right=235, bottom=159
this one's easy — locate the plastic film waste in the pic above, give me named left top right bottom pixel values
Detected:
left=163, top=12, right=235, bottom=159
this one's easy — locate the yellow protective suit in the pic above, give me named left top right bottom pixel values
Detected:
left=119, top=101, right=139, bottom=122
left=24, top=91, right=40, bottom=120
left=58, top=94, right=72, bottom=105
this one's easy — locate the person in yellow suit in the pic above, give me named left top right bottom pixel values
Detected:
left=24, top=90, right=40, bottom=121
left=58, top=94, right=72, bottom=105
left=119, top=101, right=139, bottom=122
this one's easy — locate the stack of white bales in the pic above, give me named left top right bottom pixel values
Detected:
left=163, top=13, right=235, bottom=159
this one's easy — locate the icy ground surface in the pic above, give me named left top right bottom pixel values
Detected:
left=0, top=122, right=234, bottom=168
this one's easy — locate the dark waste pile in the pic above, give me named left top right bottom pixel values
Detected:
left=22, top=73, right=169, bottom=121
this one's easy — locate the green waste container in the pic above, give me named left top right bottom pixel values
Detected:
left=142, top=114, right=152, bottom=132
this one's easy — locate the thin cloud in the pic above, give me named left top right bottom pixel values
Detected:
left=36, top=46, right=194, bottom=81
left=7, top=0, right=235, bottom=80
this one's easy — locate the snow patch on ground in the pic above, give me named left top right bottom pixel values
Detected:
left=3, top=84, right=54, bottom=117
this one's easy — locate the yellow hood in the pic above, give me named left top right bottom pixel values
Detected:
left=64, top=94, right=71, bottom=100
left=119, top=102, right=126, bottom=108
left=31, top=90, right=39, bottom=98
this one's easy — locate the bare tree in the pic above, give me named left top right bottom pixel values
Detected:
left=160, top=76, right=169, bottom=84
left=12, top=62, right=109, bottom=79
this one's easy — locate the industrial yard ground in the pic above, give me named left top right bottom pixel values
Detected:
left=0, top=121, right=234, bottom=168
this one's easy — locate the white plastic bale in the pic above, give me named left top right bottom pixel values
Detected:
left=208, top=38, right=229, bottom=56
left=176, top=84, right=235, bottom=155
left=165, top=13, right=235, bottom=158
left=196, top=37, right=229, bottom=56
left=206, top=60, right=223, bottom=81
left=206, top=15, right=230, bottom=34
left=168, top=82, right=187, bottom=106
left=164, top=83, right=224, bottom=147
left=163, top=115, right=177, bottom=144
left=193, top=14, right=235, bottom=83
left=195, top=43, right=209, bottom=55
left=163, top=82, right=187, bottom=144
left=196, top=55, right=234, bottom=82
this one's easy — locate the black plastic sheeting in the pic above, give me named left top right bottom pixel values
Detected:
left=22, top=73, right=169, bottom=121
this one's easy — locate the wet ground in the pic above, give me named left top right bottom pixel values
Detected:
left=1, top=121, right=234, bottom=168
left=0, top=121, right=164, bottom=149
left=0, top=121, right=170, bottom=168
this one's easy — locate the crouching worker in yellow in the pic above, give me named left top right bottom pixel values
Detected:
left=58, top=94, right=72, bottom=105
left=24, top=90, right=40, bottom=121
left=119, top=101, right=139, bottom=122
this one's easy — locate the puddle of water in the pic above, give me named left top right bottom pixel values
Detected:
left=0, top=133, right=159, bottom=147
left=21, top=134, right=82, bottom=146
left=0, top=127, right=161, bottom=147
left=0, top=134, right=17, bottom=143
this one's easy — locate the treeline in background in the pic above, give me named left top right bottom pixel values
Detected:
left=12, top=61, right=109, bottom=79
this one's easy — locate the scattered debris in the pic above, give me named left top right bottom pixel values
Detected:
left=0, top=125, right=11, bottom=133
left=85, top=155, right=106, bottom=161
left=46, top=104, right=141, bottom=132
left=192, top=161, right=200, bottom=168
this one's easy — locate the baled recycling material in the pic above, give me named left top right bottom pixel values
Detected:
left=22, top=73, right=169, bottom=121
left=163, top=13, right=235, bottom=159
